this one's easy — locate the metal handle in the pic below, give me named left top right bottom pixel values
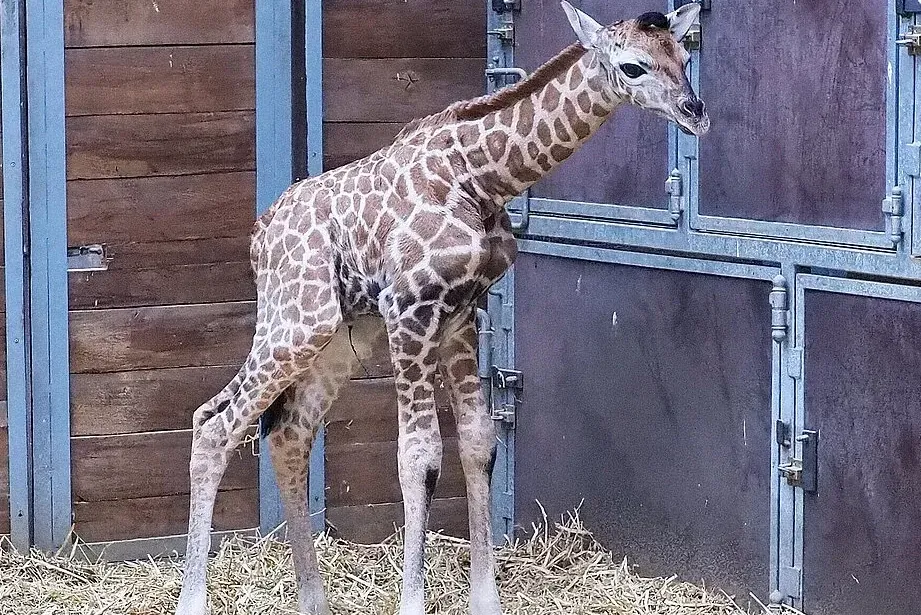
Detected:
left=485, top=67, right=527, bottom=82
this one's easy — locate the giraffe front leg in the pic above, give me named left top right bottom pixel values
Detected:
left=439, top=310, right=502, bottom=615
left=387, top=317, right=444, bottom=615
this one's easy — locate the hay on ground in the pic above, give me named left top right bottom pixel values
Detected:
left=0, top=510, right=802, bottom=614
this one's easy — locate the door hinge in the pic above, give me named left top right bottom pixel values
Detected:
left=67, top=244, right=108, bottom=272
left=882, top=186, right=904, bottom=246
left=778, top=429, right=818, bottom=492
left=769, top=275, right=790, bottom=343
left=665, top=168, right=684, bottom=221
left=775, top=565, right=803, bottom=601
left=786, top=347, right=803, bottom=380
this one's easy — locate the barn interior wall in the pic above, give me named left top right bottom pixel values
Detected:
left=320, top=0, right=486, bottom=542
left=64, top=0, right=260, bottom=543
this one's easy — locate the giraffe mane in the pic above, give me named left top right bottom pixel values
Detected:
left=391, top=43, right=588, bottom=142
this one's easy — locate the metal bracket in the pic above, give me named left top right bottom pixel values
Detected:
left=492, top=367, right=523, bottom=391
left=769, top=275, right=789, bottom=343
left=775, top=419, right=792, bottom=448
left=898, top=25, right=921, bottom=54
left=779, top=430, right=818, bottom=492
left=683, top=23, right=702, bottom=51
left=67, top=244, right=108, bottom=272
left=665, top=168, right=683, bottom=221
left=882, top=186, right=904, bottom=246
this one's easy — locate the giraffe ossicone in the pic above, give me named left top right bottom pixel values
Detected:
left=175, top=3, right=708, bottom=614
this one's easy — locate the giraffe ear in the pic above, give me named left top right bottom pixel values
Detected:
left=665, top=2, right=701, bottom=43
left=561, top=1, right=603, bottom=49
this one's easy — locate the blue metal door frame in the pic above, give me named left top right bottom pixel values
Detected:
left=1, top=0, right=71, bottom=552
left=256, top=0, right=326, bottom=535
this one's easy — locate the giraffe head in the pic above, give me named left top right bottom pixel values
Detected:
left=561, top=1, right=709, bottom=136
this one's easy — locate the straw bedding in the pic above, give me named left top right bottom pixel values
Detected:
left=0, top=511, right=801, bottom=615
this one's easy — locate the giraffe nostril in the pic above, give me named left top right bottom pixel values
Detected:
left=681, top=97, right=705, bottom=118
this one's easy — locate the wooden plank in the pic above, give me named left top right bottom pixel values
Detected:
left=323, top=58, right=484, bottom=123
left=354, top=332, right=393, bottom=378
left=67, top=172, right=255, bottom=245
left=103, top=237, right=252, bottom=271
left=326, top=438, right=465, bottom=507
left=69, top=301, right=254, bottom=373
left=323, top=121, right=402, bottom=170
left=71, top=430, right=258, bottom=501
left=69, top=260, right=255, bottom=309
left=66, top=111, right=255, bottom=180
left=71, top=365, right=241, bottom=436
left=326, top=377, right=455, bottom=444
left=323, top=0, right=485, bottom=59
left=327, top=497, right=468, bottom=543
left=73, top=488, right=259, bottom=543
left=64, top=0, right=255, bottom=47
left=66, top=45, right=255, bottom=116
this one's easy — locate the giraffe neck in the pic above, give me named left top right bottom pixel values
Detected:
left=461, top=48, right=623, bottom=208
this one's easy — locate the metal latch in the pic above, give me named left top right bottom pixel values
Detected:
left=665, top=169, right=683, bottom=221
left=778, top=430, right=818, bottom=492
left=487, top=23, right=515, bottom=44
left=897, top=25, right=921, bottom=55
left=882, top=186, right=904, bottom=246
left=492, top=367, right=523, bottom=391
left=683, top=23, right=701, bottom=51
left=67, top=244, right=108, bottom=272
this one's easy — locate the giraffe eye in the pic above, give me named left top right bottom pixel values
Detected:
left=620, top=63, right=646, bottom=79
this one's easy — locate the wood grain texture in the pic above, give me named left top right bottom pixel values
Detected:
left=326, top=377, right=455, bottom=444
left=66, top=45, right=254, bottom=116
left=71, top=365, right=241, bottom=436
left=73, top=488, right=258, bottom=542
left=102, top=237, right=252, bottom=271
left=71, top=430, right=258, bottom=502
left=66, top=111, right=255, bottom=180
left=69, top=301, right=255, bottom=373
left=325, top=438, right=465, bottom=507
left=67, top=172, right=256, bottom=245
left=323, top=122, right=403, bottom=170
left=323, top=58, right=484, bottom=123
left=323, top=0, right=485, bottom=59
left=64, top=0, right=255, bottom=47
left=69, top=260, right=255, bottom=310
left=327, top=497, right=468, bottom=543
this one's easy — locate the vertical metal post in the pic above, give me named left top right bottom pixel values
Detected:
left=255, top=0, right=294, bottom=535
left=304, top=0, right=326, bottom=533
left=25, top=0, right=71, bottom=551
left=1, top=0, right=34, bottom=551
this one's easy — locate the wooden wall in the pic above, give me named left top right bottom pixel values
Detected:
left=321, top=0, right=486, bottom=542
left=64, top=0, right=259, bottom=543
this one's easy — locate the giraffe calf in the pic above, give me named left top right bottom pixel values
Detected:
left=175, top=3, right=708, bottom=614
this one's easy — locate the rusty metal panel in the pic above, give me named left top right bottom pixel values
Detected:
left=514, top=252, right=772, bottom=601
left=698, top=2, right=887, bottom=230
left=515, top=0, right=669, bottom=208
left=803, top=291, right=921, bottom=615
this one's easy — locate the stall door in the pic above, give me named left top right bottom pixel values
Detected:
left=795, top=276, right=921, bottom=615
left=63, top=0, right=260, bottom=549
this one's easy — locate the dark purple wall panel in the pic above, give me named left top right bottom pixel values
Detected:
left=516, top=0, right=669, bottom=208
left=514, top=253, right=772, bottom=601
left=803, top=291, right=921, bottom=615
left=698, top=3, right=887, bottom=230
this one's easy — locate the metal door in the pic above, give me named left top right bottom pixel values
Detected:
left=487, top=0, right=921, bottom=611
left=791, top=276, right=921, bottom=615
